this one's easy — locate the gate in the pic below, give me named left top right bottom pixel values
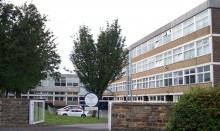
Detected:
left=29, top=100, right=45, bottom=124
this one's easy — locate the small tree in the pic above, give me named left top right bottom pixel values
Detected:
left=0, top=2, right=60, bottom=97
left=70, top=19, right=128, bottom=99
left=167, top=87, right=220, bottom=130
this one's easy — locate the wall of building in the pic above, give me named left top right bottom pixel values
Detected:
left=111, top=102, right=173, bottom=130
left=0, top=98, right=29, bottom=125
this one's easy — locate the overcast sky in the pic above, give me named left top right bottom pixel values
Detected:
left=7, top=0, right=206, bottom=73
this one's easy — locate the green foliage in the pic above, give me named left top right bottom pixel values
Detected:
left=70, top=19, right=128, bottom=98
left=0, top=2, right=60, bottom=97
left=167, top=87, right=220, bottom=131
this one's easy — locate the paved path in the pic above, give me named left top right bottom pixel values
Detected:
left=0, top=123, right=109, bottom=131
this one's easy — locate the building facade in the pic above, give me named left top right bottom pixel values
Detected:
left=105, top=0, right=220, bottom=102
left=20, top=74, right=84, bottom=106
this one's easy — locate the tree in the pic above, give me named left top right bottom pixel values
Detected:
left=70, top=19, right=128, bottom=99
left=0, top=2, right=60, bottom=98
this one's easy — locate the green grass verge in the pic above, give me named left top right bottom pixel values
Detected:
left=44, top=110, right=108, bottom=125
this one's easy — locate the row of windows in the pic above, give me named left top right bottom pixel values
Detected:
left=113, top=95, right=182, bottom=102
left=40, top=76, right=80, bottom=87
left=132, top=65, right=211, bottom=89
left=130, top=9, right=209, bottom=59
left=132, top=37, right=210, bottom=74
left=108, top=82, right=126, bottom=92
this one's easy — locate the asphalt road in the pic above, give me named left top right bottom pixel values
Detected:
left=0, top=123, right=109, bottom=131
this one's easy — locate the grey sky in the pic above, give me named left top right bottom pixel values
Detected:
left=7, top=0, right=206, bottom=73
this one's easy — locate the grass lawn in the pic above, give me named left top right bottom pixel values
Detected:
left=44, top=110, right=108, bottom=125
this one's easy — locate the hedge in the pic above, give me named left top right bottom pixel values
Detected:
left=167, top=87, right=220, bottom=131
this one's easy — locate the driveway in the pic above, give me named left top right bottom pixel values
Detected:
left=0, top=123, right=109, bottom=131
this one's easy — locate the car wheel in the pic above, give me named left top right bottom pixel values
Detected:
left=81, top=114, right=86, bottom=118
left=63, top=114, right=67, bottom=116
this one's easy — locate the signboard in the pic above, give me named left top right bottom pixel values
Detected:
left=84, top=93, right=98, bottom=107
left=85, top=106, right=98, bottom=111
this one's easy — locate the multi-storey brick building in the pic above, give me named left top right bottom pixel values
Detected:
left=105, top=0, right=220, bottom=102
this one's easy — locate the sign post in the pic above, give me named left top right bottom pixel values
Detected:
left=84, top=93, right=99, bottom=119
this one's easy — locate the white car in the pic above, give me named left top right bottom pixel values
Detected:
left=57, top=109, right=90, bottom=117
left=56, top=105, right=82, bottom=114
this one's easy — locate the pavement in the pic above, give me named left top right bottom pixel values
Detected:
left=0, top=123, right=109, bottom=131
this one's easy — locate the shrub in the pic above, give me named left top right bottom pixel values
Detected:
left=167, top=87, right=220, bottom=131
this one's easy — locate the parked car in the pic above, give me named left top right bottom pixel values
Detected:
left=57, top=109, right=90, bottom=117
left=56, top=105, right=82, bottom=114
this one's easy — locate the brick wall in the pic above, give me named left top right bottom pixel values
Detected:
left=0, top=98, right=29, bottom=125
left=110, top=102, right=173, bottom=131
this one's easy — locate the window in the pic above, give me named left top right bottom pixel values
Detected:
left=132, top=63, right=136, bottom=74
left=196, top=10, right=209, bottom=30
left=156, top=54, right=164, bottom=67
left=164, top=51, right=172, bottom=65
left=130, top=50, right=133, bottom=59
left=55, top=79, right=61, bottom=86
left=183, top=17, right=194, bottom=36
left=196, top=38, right=210, bottom=56
left=142, top=42, right=148, bottom=54
left=136, top=45, right=142, bottom=56
left=156, top=74, right=163, bottom=87
left=155, top=34, right=162, bottom=48
left=173, top=71, right=183, bottom=86
left=132, top=80, right=137, bottom=90
left=173, top=24, right=182, bottom=40
left=150, top=96, right=156, bottom=101
left=164, top=73, right=172, bottom=86
left=132, top=48, right=136, bottom=58
left=136, top=62, right=142, bottom=73
left=184, top=43, right=195, bottom=60
left=197, top=65, right=210, bottom=83
left=163, top=30, right=172, bottom=44
left=149, top=76, right=155, bottom=88
left=173, top=47, right=183, bottom=62
left=147, top=38, right=155, bottom=51
left=184, top=68, right=196, bottom=84
left=61, top=77, right=66, bottom=86
left=148, top=57, right=155, bottom=69
left=137, top=79, right=143, bottom=89
left=142, top=78, right=148, bottom=88
left=142, top=59, right=148, bottom=71
left=157, top=95, right=164, bottom=101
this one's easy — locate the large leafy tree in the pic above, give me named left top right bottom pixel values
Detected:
left=70, top=20, right=128, bottom=98
left=0, top=2, right=60, bottom=97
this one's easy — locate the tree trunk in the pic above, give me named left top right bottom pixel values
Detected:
left=15, top=91, right=21, bottom=98
left=92, top=110, right=97, bottom=117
